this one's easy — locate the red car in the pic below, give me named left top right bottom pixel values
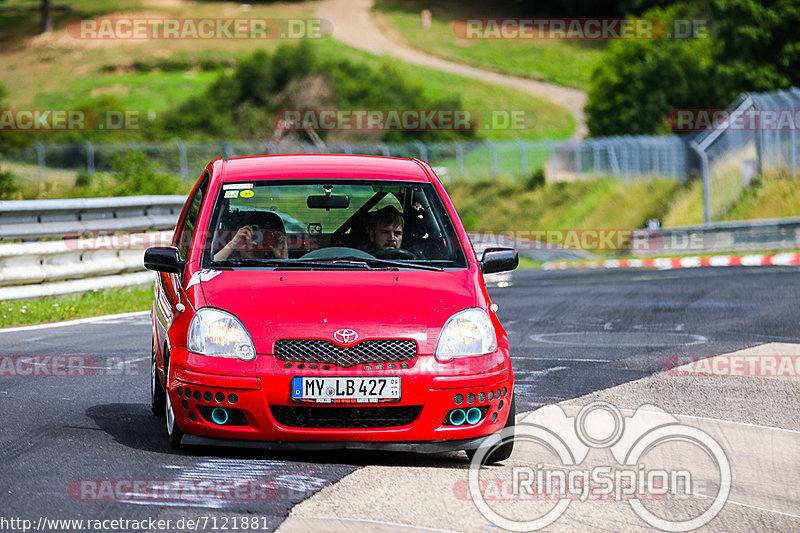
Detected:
left=144, top=154, right=518, bottom=460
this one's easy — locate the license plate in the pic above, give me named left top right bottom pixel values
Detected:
left=291, top=376, right=401, bottom=403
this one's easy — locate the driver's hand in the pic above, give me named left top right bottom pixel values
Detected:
left=231, top=225, right=253, bottom=250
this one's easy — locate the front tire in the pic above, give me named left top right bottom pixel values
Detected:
left=467, top=395, right=515, bottom=464
left=163, top=350, right=185, bottom=449
left=151, top=338, right=165, bottom=417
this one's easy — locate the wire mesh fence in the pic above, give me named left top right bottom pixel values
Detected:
left=691, top=87, right=800, bottom=222
left=2, top=88, right=798, bottom=224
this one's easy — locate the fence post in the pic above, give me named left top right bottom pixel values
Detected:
left=84, top=141, right=95, bottom=175
left=778, top=92, right=797, bottom=177
left=414, top=141, right=428, bottom=162
left=607, top=143, right=620, bottom=176
left=34, top=141, right=45, bottom=187
left=176, top=139, right=188, bottom=180
left=515, top=138, right=528, bottom=177
left=451, top=141, right=464, bottom=178
left=573, top=142, right=582, bottom=178
left=690, top=140, right=711, bottom=224
left=221, top=141, right=233, bottom=159
left=486, top=140, right=498, bottom=178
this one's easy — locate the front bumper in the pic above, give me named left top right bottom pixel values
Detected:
left=180, top=433, right=502, bottom=452
left=166, top=347, right=514, bottom=447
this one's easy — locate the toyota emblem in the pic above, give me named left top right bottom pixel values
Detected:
left=333, top=328, right=358, bottom=344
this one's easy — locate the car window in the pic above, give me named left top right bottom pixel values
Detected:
left=176, top=175, right=208, bottom=260
left=203, top=180, right=466, bottom=268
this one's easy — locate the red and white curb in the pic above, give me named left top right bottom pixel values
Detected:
left=542, top=253, right=800, bottom=271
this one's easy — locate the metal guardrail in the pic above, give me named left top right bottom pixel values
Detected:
left=1, top=195, right=800, bottom=300
left=0, top=195, right=185, bottom=241
left=632, top=217, right=800, bottom=256
left=0, top=196, right=182, bottom=301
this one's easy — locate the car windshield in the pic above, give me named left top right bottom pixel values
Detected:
left=203, top=180, right=467, bottom=269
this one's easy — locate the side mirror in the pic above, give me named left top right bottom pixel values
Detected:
left=480, top=248, right=518, bottom=274
left=144, top=246, right=184, bottom=274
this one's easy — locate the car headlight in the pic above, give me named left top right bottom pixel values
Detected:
left=188, top=308, right=256, bottom=361
left=435, top=308, right=497, bottom=361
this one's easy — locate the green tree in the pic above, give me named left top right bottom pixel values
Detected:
left=711, top=0, right=800, bottom=100
left=586, top=0, right=800, bottom=136
left=586, top=6, right=721, bottom=135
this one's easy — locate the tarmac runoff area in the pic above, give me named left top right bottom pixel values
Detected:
left=277, top=343, right=800, bottom=532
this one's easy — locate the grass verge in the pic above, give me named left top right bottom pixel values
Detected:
left=445, top=177, right=682, bottom=242
left=0, top=284, right=152, bottom=328
left=372, top=0, right=604, bottom=90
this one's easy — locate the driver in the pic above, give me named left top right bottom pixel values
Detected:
left=368, top=205, right=404, bottom=253
left=214, top=211, right=288, bottom=261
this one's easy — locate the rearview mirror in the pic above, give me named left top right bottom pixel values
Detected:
left=144, top=246, right=184, bottom=274
left=307, top=195, right=350, bottom=209
left=480, top=248, right=518, bottom=274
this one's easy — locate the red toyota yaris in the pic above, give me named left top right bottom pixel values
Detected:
left=144, top=154, right=518, bottom=460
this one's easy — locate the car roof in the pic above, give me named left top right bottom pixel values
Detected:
left=217, top=154, right=434, bottom=183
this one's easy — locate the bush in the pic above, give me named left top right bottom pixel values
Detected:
left=110, top=151, right=184, bottom=195
left=157, top=42, right=472, bottom=143
left=73, top=151, right=185, bottom=197
left=524, top=167, right=545, bottom=189
left=0, top=161, right=17, bottom=199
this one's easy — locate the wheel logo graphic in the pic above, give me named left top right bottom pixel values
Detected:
left=468, top=402, right=731, bottom=532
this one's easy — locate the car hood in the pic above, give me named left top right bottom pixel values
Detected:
left=198, top=269, right=477, bottom=354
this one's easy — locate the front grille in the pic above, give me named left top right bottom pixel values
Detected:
left=271, top=405, right=421, bottom=428
left=274, top=339, right=417, bottom=367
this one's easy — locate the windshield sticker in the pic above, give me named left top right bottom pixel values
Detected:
left=222, top=183, right=254, bottom=190
left=224, top=190, right=239, bottom=199
left=239, top=190, right=255, bottom=198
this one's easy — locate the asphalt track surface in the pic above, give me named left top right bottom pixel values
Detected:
left=1, top=266, right=798, bottom=532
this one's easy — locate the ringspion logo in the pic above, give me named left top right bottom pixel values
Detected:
left=468, top=402, right=730, bottom=531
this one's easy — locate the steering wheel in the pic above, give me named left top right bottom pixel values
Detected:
left=299, top=247, right=375, bottom=260
left=372, top=248, right=418, bottom=260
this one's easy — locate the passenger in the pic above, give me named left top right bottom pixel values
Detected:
left=368, top=205, right=404, bottom=253
left=214, top=211, right=288, bottom=260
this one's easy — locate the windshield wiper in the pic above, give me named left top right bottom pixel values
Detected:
left=323, top=256, right=444, bottom=271
left=211, top=258, right=287, bottom=267
left=211, top=258, right=376, bottom=270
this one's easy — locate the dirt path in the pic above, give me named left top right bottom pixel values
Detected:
left=316, top=0, right=588, bottom=138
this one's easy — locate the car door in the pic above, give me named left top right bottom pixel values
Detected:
left=154, top=172, right=209, bottom=355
